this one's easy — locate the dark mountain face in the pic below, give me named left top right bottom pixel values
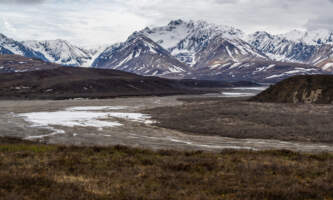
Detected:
left=192, top=36, right=267, bottom=70
left=92, top=34, right=189, bottom=78
left=0, top=46, right=13, bottom=55
left=0, top=67, right=190, bottom=100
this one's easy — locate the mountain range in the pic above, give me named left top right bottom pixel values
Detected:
left=1, top=19, right=333, bottom=82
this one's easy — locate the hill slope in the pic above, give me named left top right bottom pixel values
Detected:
left=0, top=54, right=60, bottom=73
left=251, top=75, right=333, bottom=104
left=0, top=67, right=197, bottom=100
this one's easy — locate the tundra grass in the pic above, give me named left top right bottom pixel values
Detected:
left=0, top=137, right=332, bottom=200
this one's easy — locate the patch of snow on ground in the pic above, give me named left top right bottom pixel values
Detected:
left=17, top=106, right=153, bottom=139
left=18, top=111, right=123, bottom=129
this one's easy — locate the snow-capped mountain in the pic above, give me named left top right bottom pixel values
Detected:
left=191, top=35, right=267, bottom=70
left=247, top=31, right=317, bottom=63
left=282, top=29, right=333, bottom=46
left=137, top=19, right=324, bottom=82
left=140, top=19, right=255, bottom=67
left=22, top=39, right=94, bottom=67
left=1, top=19, right=333, bottom=82
left=0, top=33, right=47, bottom=61
left=92, top=33, right=189, bottom=78
left=247, top=30, right=333, bottom=72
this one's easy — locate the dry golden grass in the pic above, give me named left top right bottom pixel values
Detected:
left=0, top=137, right=332, bottom=200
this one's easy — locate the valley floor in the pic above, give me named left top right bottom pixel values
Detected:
left=1, top=92, right=333, bottom=199
left=145, top=96, right=333, bottom=144
left=0, top=92, right=333, bottom=152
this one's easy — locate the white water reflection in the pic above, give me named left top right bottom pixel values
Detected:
left=204, top=86, right=268, bottom=97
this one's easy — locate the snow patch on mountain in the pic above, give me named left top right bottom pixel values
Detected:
left=141, top=19, right=246, bottom=67
left=92, top=33, right=188, bottom=78
left=22, top=39, right=93, bottom=67
left=0, top=33, right=47, bottom=61
left=281, top=29, right=333, bottom=46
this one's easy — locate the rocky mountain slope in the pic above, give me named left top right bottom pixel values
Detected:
left=251, top=75, right=333, bottom=104
left=140, top=20, right=270, bottom=69
left=247, top=30, right=333, bottom=71
left=92, top=34, right=189, bottom=78
left=187, top=60, right=323, bottom=83
left=139, top=20, right=326, bottom=82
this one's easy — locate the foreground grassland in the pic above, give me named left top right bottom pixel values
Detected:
left=0, top=137, right=332, bottom=200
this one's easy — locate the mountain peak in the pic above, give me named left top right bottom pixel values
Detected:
left=280, top=29, right=333, bottom=45
left=22, top=39, right=92, bottom=66
left=0, top=33, right=7, bottom=39
left=126, top=32, right=156, bottom=45
left=0, top=33, right=13, bottom=43
left=168, top=19, right=185, bottom=26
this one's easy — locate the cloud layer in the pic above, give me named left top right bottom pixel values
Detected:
left=0, top=0, right=332, bottom=47
left=0, top=0, right=45, bottom=4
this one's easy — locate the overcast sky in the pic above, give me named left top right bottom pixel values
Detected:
left=0, top=0, right=333, bottom=47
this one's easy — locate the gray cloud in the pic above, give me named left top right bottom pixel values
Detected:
left=213, top=0, right=240, bottom=4
left=0, top=0, right=333, bottom=47
left=0, top=0, right=45, bottom=4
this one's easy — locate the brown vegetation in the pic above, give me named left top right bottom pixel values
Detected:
left=0, top=54, right=60, bottom=73
left=0, top=137, right=332, bottom=200
left=145, top=97, right=333, bottom=143
left=0, top=67, right=197, bottom=100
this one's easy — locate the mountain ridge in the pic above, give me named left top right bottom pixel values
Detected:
left=1, top=19, right=332, bottom=82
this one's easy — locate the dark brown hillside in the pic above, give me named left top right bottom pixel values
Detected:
left=0, top=67, right=256, bottom=100
left=0, top=54, right=261, bottom=100
left=0, top=67, right=195, bottom=100
left=251, top=75, right=333, bottom=104
left=0, top=54, right=60, bottom=73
